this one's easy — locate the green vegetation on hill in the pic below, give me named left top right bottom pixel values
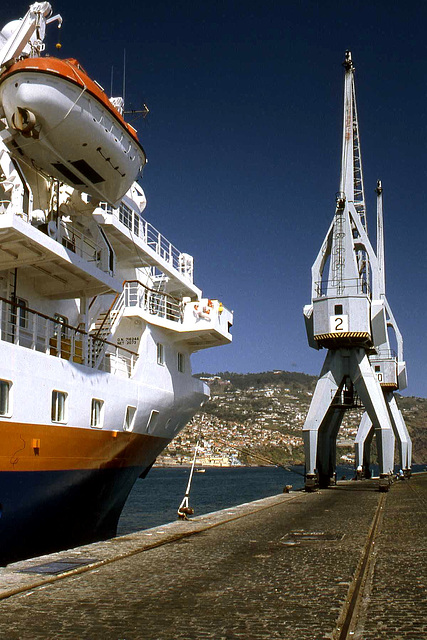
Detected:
left=395, top=395, right=427, bottom=463
left=197, top=370, right=317, bottom=391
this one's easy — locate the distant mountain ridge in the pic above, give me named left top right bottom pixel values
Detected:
left=197, top=370, right=317, bottom=391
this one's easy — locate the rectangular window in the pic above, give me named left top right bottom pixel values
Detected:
left=177, top=352, right=184, bottom=373
left=91, top=399, right=104, bottom=428
left=0, top=380, right=11, bottom=416
left=119, top=203, right=133, bottom=231
left=51, top=390, right=67, bottom=423
left=146, top=410, right=159, bottom=434
left=334, top=304, right=343, bottom=315
left=124, top=406, right=136, bottom=431
left=156, top=343, right=164, bottom=365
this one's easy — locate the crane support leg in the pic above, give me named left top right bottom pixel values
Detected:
left=356, top=390, right=411, bottom=479
left=385, top=392, right=411, bottom=472
left=303, top=353, right=340, bottom=486
left=363, top=427, right=375, bottom=479
left=304, top=348, right=396, bottom=491
left=317, top=408, right=345, bottom=487
left=355, top=412, right=373, bottom=477
left=303, top=351, right=345, bottom=490
left=350, top=349, right=394, bottom=479
left=405, top=415, right=413, bottom=477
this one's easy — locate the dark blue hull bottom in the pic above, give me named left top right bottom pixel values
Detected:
left=0, top=466, right=145, bottom=566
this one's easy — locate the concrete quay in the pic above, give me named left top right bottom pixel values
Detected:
left=0, top=473, right=425, bottom=640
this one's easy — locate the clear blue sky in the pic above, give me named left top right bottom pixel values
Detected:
left=4, top=1, right=426, bottom=397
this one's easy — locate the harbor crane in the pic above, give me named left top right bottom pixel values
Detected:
left=354, top=181, right=412, bottom=479
left=302, top=51, right=411, bottom=491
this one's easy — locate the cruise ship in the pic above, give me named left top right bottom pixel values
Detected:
left=0, top=2, right=232, bottom=565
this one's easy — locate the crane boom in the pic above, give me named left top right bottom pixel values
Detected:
left=0, top=2, right=61, bottom=71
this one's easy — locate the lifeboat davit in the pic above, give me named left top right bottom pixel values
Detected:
left=0, top=57, right=147, bottom=206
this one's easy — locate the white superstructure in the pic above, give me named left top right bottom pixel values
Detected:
left=0, top=2, right=232, bottom=565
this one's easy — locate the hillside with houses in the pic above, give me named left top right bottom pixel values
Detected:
left=156, top=371, right=427, bottom=468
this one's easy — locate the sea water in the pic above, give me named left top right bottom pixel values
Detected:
left=118, top=463, right=426, bottom=535
left=117, top=465, right=355, bottom=535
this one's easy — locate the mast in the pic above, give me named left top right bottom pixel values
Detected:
left=340, top=51, right=366, bottom=227
left=338, top=51, right=369, bottom=294
left=329, top=51, right=369, bottom=298
left=376, top=180, right=386, bottom=297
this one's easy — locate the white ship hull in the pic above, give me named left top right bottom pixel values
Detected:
left=0, top=340, right=207, bottom=565
left=0, top=3, right=232, bottom=566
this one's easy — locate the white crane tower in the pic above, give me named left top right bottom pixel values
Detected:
left=302, top=51, right=411, bottom=492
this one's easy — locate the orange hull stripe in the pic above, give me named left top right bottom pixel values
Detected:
left=0, top=421, right=169, bottom=472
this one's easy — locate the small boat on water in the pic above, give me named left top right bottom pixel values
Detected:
left=0, top=2, right=232, bottom=565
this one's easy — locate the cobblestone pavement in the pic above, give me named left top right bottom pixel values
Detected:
left=355, top=473, right=427, bottom=640
left=0, top=476, right=424, bottom=640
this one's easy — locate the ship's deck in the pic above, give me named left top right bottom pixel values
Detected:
left=0, top=473, right=425, bottom=639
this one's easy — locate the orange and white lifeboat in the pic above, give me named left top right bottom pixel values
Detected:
left=0, top=57, right=147, bottom=206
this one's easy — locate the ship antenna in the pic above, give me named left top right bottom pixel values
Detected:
left=110, top=65, right=114, bottom=97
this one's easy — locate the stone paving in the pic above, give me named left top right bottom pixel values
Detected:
left=355, top=473, right=427, bottom=640
left=0, top=475, right=425, bottom=640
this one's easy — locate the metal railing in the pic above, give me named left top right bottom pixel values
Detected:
left=123, top=280, right=182, bottom=323
left=58, top=219, right=104, bottom=267
left=92, top=291, right=125, bottom=342
left=100, top=202, right=194, bottom=282
left=0, top=198, right=192, bottom=282
left=0, top=297, right=138, bottom=377
left=370, top=348, right=397, bottom=361
left=0, top=202, right=110, bottom=273
left=315, top=277, right=370, bottom=298
left=97, top=344, right=137, bottom=377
